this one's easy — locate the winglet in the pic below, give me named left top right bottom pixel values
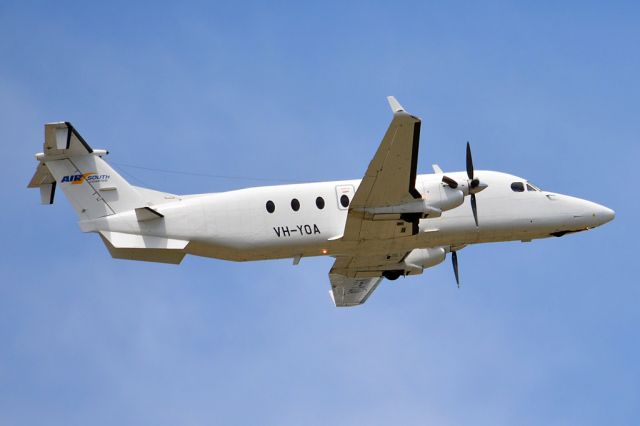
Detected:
left=386, top=96, right=405, bottom=113
left=328, top=289, right=337, bottom=307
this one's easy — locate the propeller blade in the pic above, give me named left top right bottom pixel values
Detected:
left=466, top=141, right=474, bottom=180
left=452, top=251, right=460, bottom=287
left=471, top=193, right=478, bottom=226
left=442, top=175, right=458, bottom=188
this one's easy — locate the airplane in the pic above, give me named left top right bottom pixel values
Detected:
left=28, top=97, right=615, bottom=307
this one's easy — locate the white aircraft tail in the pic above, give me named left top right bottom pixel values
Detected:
left=28, top=122, right=149, bottom=221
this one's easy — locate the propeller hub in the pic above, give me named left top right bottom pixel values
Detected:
left=469, top=180, right=488, bottom=194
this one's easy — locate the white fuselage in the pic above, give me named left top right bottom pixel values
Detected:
left=31, top=115, right=615, bottom=306
left=82, top=170, right=614, bottom=262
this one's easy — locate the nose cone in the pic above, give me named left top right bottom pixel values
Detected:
left=594, top=204, right=615, bottom=226
left=579, top=199, right=615, bottom=227
left=565, top=196, right=615, bottom=229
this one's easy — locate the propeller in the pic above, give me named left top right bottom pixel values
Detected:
left=441, top=142, right=487, bottom=226
left=466, top=142, right=481, bottom=227
left=470, top=190, right=478, bottom=227
left=451, top=250, right=460, bottom=288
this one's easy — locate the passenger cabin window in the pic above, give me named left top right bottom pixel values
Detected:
left=266, top=200, right=275, bottom=213
left=291, top=198, right=300, bottom=211
left=340, top=194, right=350, bottom=208
left=316, top=196, right=325, bottom=209
left=511, top=182, right=525, bottom=192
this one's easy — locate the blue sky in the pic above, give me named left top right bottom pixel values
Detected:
left=1, top=1, right=638, bottom=424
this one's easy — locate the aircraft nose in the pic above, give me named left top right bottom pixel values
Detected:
left=594, top=204, right=615, bottom=225
left=568, top=197, right=615, bottom=228
left=581, top=200, right=615, bottom=227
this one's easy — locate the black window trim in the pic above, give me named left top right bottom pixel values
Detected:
left=266, top=200, right=275, bottom=213
left=511, top=182, right=525, bottom=192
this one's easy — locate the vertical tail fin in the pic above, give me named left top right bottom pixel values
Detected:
left=28, top=122, right=145, bottom=220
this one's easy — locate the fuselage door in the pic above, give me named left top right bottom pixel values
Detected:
left=335, top=184, right=355, bottom=210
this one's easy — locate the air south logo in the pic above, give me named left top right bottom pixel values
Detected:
left=61, top=172, right=110, bottom=185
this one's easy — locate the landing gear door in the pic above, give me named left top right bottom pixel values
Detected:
left=335, top=184, right=355, bottom=210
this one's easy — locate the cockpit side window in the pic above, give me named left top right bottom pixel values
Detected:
left=526, top=182, right=541, bottom=191
left=511, top=182, right=525, bottom=192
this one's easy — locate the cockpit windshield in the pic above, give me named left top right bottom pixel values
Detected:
left=526, top=182, right=541, bottom=192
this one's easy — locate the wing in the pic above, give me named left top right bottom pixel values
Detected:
left=329, top=273, right=383, bottom=307
left=328, top=251, right=409, bottom=307
left=327, top=97, right=426, bottom=307
left=343, top=97, right=423, bottom=241
left=351, top=96, right=422, bottom=209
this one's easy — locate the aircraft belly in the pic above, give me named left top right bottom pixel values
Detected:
left=185, top=239, right=335, bottom=261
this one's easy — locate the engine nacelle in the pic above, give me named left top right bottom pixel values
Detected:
left=361, top=199, right=443, bottom=219
left=358, top=182, right=465, bottom=221
left=381, top=247, right=447, bottom=279
left=403, top=247, right=446, bottom=273
left=421, top=180, right=465, bottom=213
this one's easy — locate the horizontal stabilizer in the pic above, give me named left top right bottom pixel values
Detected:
left=28, top=163, right=57, bottom=204
left=28, top=162, right=55, bottom=188
left=44, top=122, right=93, bottom=156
